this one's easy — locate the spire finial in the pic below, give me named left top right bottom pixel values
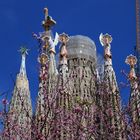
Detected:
left=18, top=47, right=29, bottom=76
left=99, top=33, right=112, bottom=58
left=99, top=33, right=112, bottom=47
left=59, top=33, right=69, bottom=45
left=125, top=54, right=137, bottom=79
left=19, top=47, right=29, bottom=56
left=42, top=7, right=56, bottom=31
left=125, top=54, right=137, bottom=67
left=59, top=33, right=69, bottom=56
left=59, top=33, right=69, bottom=65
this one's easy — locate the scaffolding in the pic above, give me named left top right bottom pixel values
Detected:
left=66, top=35, right=97, bottom=63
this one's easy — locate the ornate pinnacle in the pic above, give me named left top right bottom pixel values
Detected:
left=59, top=33, right=69, bottom=45
left=125, top=54, right=137, bottom=80
left=42, top=8, right=56, bottom=31
left=125, top=54, right=137, bottom=67
left=99, top=33, right=112, bottom=47
left=59, top=33, right=69, bottom=57
left=19, top=47, right=29, bottom=56
left=59, top=33, right=69, bottom=66
left=99, top=33, right=112, bottom=58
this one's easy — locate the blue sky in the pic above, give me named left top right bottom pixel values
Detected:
left=0, top=0, right=136, bottom=110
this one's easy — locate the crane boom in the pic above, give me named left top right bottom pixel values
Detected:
left=136, top=0, right=140, bottom=76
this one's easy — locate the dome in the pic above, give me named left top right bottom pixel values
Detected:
left=66, top=35, right=96, bottom=62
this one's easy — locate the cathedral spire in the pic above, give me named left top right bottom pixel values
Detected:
left=125, top=54, right=137, bottom=80
left=51, top=33, right=71, bottom=140
left=34, top=8, right=58, bottom=139
left=99, top=33, right=126, bottom=139
left=125, top=54, right=140, bottom=137
left=5, top=47, right=32, bottom=140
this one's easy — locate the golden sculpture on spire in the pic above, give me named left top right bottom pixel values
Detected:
left=38, top=53, right=48, bottom=66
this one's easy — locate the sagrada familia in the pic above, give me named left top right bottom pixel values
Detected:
left=2, top=2, right=140, bottom=140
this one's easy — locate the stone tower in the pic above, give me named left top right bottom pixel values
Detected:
left=99, top=33, right=126, bottom=139
left=34, top=8, right=58, bottom=139
left=6, top=48, right=32, bottom=140
left=67, top=35, right=97, bottom=105
left=49, top=34, right=98, bottom=140
left=66, top=35, right=98, bottom=139
left=50, top=33, right=72, bottom=140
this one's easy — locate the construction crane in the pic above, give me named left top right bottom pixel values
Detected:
left=135, top=0, right=140, bottom=77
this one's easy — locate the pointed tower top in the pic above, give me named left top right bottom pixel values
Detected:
left=99, top=33, right=112, bottom=59
left=42, top=7, right=56, bottom=31
left=59, top=33, right=69, bottom=58
left=99, top=33, right=112, bottom=47
left=19, top=47, right=29, bottom=55
left=18, top=47, right=29, bottom=76
left=59, top=33, right=69, bottom=45
left=125, top=54, right=137, bottom=80
left=125, top=54, right=137, bottom=67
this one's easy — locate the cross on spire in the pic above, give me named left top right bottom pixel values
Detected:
left=42, top=8, right=56, bottom=31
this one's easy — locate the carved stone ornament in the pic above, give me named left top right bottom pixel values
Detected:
left=38, top=53, right=48, bottom=65
left=59, top=33, right=69, bottom=44
left=125, top=54, right=137, bottom=80
left=125, top=54, right=137, bottom=67
left=99, top=33, right=112, bottom=58
left=99, top=33, right=112, bottom=47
